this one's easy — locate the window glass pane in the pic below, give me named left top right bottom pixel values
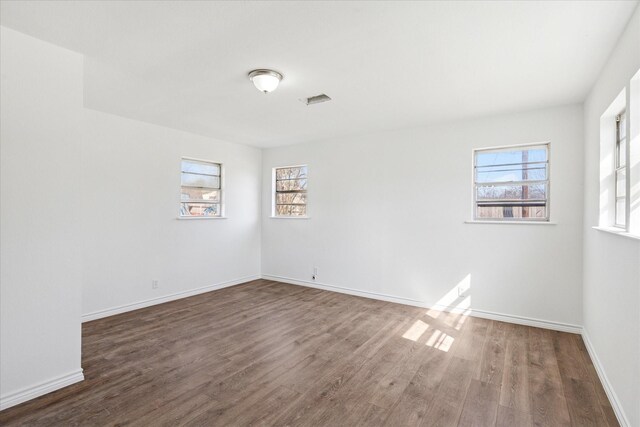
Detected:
left=476, top=205, right=547, bottom=220
left=181, top=159, right=220, bottom=176
left=618, top=114, right=626, bottom=140
left=276, top=178, right=307, bottom=192
left=476, top=164, right=547, bottom=183
left=276, top=192, right=307, bottom=205
left=475, top=147, right=547, bottom=168
left=180, top=202, right=220, bottom=217
left=274, top=165, right=308, bottom=216
left=474, top=144, right=549, bottom=221
left=616, top=170, right=626, bottom=197
left=476, top=183, right=546, bottom=201
left=181, top=172, right=220, bottom=189
left=276, top=167, right=307, bottom=180
left=617, top=139, right=626, bottom=167
left=615, top=199, right=626, bottom=226
left=276, top=205, right=307, bottom=216
left=181, top=188, right=220, bottom=202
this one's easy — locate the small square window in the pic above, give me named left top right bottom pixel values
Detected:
left=473, top=143, right=550, bottom=221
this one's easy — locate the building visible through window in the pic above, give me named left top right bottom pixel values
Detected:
left=180, top=158, right=222, bottom=217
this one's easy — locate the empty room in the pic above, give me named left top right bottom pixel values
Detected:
left=1, top=1, right=639, bottom=426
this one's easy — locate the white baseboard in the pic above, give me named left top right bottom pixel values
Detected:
left=0, top=369, right=84, bottom=411
left=82, top=275, right=260, bottom=322
left=261, top=274, right=582, bottom=334
left=581, top=330, right=630, bottom=427
left=451, top=307, right=582, bottom=334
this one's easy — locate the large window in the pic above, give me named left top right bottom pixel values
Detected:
left=274, top=165, right=307, bottom=217
left=473, top=143, right=550, bottom=221
left=615, top=111, right=627, bottom=227
left=180, top=158, right=222, bottom=217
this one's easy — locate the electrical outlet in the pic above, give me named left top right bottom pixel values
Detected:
left=152, top=280, right=159, bottom=289
left=458, top=286, right=469, bottom=297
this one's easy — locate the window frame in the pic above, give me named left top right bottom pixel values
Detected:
left=179, top=156, right=224, bottom=219
left=272, top=164, right=308, bottom=218
left=614, top=110, right=627, bottom=228
left=472, top=142, right=551, bottom=222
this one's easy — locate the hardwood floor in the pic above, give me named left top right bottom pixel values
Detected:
left=0, top=279, right=617, bottom=426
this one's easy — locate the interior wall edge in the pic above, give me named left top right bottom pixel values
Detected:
left=261, top=274, right=583, bottom=334
left=0, top=369, right=84, bottom=412
left=581, top=329, right=631, bottom=427
left=81, top=275, right=260, bottom=323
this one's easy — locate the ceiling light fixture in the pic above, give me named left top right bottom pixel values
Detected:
left=248, top=69, right=283, bottom=93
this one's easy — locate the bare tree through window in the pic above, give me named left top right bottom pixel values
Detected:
left=274, top=166, right=307, bottom=216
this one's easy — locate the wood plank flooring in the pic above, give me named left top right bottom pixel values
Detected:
left=0, top=279, right=617, bottom=426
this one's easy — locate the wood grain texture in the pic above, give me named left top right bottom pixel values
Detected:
left=0, top=280, right=617, bottom=426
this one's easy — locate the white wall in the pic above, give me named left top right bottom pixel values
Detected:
left=582, top=4, right=640, bottom=427
left=0, top=27, right=84, bottom=408
left=262, top=104, right=584, bottom=328
left=80, top=110, right=262, bottom=319
left=0, top=25, right=262, bottom=408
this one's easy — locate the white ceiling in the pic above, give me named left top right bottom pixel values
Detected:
left=1, top=1, right=637, bottom=148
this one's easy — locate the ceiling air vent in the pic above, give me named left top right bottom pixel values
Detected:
left=303, top=94, right=331, bottom=105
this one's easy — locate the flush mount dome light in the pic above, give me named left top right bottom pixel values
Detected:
left=248, top=69, right=283, bottom=93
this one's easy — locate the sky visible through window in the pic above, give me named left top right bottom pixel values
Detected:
left=475, top=148, right=547, bottom=183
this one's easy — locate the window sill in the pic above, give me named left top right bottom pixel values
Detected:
left=269, top=216, right=310, bottom=219
left=592, top=226, right=640, bottom=241
left=177, top=216, right=227, bottom=220
left=465, top=220, right=556, bottom=225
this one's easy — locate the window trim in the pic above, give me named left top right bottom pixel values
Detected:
left=272, top=164, right=308, bottom=218
left=179, top=156, right=225, bottom=219
left=471, top=141, right=551, bottom=223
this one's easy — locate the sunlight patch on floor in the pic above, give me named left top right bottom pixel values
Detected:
left=454, top=308, right=472, bottom=330
left=425, top=329, right=455, bottom=352
left=401, top=319, right=429, bottom=342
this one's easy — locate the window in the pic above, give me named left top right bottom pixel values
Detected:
left=180, top=158, right=222, bottom=217
left=273, top=165, right=307, bottom=217
left=473, top=143, right=550, bottom=221
left=596, top=70, right=639, bottom=237
left=614, top=111, right=627, bottom=227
